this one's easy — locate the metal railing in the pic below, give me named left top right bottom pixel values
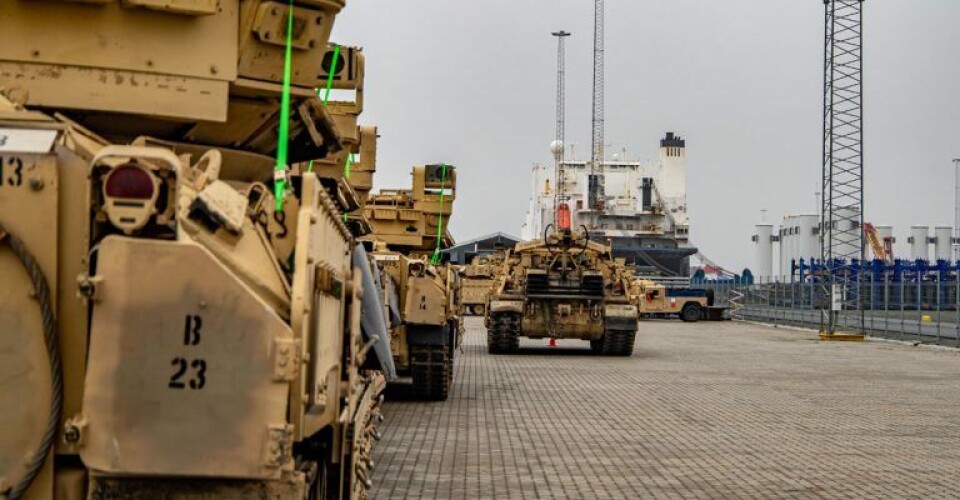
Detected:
left=709, top=277, right=960, bottom=347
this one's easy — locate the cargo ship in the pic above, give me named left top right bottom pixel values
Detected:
left=521, top=132, right=697, bottom=279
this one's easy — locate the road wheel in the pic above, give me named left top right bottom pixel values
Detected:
left=681, top=303, right=702, bottom=322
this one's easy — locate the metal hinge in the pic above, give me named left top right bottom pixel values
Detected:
left=315, top=265, right=343, bottom=298
left=272, top=338, right=301, bottom=381
left=263, top=424, right=294, bottom=468
left=77, top=274, right=104, bottom=301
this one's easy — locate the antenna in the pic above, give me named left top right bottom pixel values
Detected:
left=588, top=0, right=606, bottom=215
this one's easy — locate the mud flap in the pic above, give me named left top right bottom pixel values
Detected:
left=604, top=304, right=638, bottom=330
left=489, top=300, right=523, bottom=314
left=406, top=324, right=451, bottom=347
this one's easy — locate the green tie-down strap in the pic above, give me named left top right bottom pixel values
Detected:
left=277, top=6, right=342, bottom=211
left=430, top=164, right=448, bottom=265
left=273, top=0, right=296, bottom=212
left=306, top=41, right=345, bottom=176
left=344, top=153, right=354, bottom=178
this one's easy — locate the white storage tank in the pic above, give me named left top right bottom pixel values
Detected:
left=909, top=225, right=929, bottom=261
left=795, top=214, right=820, bottom=263
left=753, top=224, right=774, bottom=279
left=934, top=226, right=952, bottom=262
left=779, top=214, right=819, bottom=278
left=777, top=225, right=787, bottom=280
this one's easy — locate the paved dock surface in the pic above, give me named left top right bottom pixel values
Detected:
left=371, top=319, right=960, bottom=499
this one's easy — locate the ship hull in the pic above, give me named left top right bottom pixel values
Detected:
left=590, top=233, right=697, bottom=277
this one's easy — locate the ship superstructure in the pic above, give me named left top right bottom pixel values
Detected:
left=525, top=2, right=695, bottom=279
left=521, top=133, right=696, bottom=277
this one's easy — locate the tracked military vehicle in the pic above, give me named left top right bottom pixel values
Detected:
left=0, top=2, right=391, bottom=499
left=460, top=254, right=504, bottom=316
left=363, top=165, right=462, bottom=400
left=486, top=227, right=639, bottom=355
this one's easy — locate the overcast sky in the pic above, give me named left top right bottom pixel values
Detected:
left=332, top=1, right=960, bottom=272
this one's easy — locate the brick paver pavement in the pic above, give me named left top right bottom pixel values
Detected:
left=371, top=318, right=960, bottom=499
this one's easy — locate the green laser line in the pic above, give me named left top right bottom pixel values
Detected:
left=430, top=164, right=448, bottom=265
left=274, top=0, right=296, bottom=212
left=344, top=153, right=354, bottom=178
left=308, top=44, right=342, bottom=171
left=321, top=44, right=341, bottom=104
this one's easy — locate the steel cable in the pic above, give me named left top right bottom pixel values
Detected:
left=0, top=225, right=63, bottom=500
left=635, top=248, right=679, bottom=277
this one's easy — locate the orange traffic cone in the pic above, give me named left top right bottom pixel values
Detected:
left=548, top=338, right=557, bottom=347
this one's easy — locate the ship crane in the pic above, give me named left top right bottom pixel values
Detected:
left=863, top=222, right=893, bottom=263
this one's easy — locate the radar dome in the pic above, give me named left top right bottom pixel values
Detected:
left=549, top=140, right=564, bottom=157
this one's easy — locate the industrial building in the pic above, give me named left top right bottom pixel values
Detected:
left=752, top=218, right=955, bottom=280
left=443, top=232, right=520, bottom=265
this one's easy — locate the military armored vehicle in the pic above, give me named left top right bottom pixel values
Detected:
left=632, top=279, right=705, bottom=321
left=632, top=279, right=726, bottom=322
left=363, top=165, right=462, bottom=400
left=460, top=254, right=503, bottom=316
left=0, top=2, right=392, bottom=499
left=486, top=227, right=639, bottom=355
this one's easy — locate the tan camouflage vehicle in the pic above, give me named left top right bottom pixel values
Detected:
left=631, top=279, right=717, bottom=322
left=486, top=228, right=639, bottom=355
left=460, top=254, right=503, bottom=316
left=363, top=165, right=462, bottom=400
left=0, top=2, right=392, bottom=499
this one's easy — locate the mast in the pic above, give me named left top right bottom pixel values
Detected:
left=552, top=30, right=571, bottom=220
left=588, top=0, right=605, bottom=215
